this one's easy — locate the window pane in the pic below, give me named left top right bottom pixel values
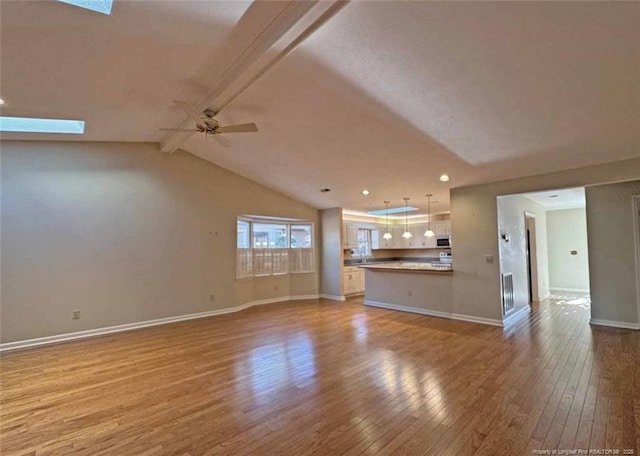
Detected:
left=253, top=223, right=287, bottom=248
left=237, top=220, right=250, bottom=248
left=290, top=224, right=312, bottom=248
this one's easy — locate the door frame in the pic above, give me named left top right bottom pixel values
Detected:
left=524, top=211, right=539, bottom=303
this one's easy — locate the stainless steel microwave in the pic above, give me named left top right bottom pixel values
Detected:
left=436, top=236, right=451, bottom=248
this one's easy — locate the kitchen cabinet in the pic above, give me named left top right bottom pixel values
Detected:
left=434, top=221, right=451, bottom=237
left=343, top=223, right=358, bottom=249
left=376, top=226, right=393, bottom=249
left=412, top=224, right=436, bottom=249
left=343, top=266, right=365, bottom=295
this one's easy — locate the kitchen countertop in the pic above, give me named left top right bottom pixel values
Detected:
left=358, top=262, right=453, bottom=273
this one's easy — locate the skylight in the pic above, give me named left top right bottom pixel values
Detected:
left=58, top=0, right=113, bottom=15
left=0, top=117, right=85, bottom=134
left=368, top=206, right=418, bottom=216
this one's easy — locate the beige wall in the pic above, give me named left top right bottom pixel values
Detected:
left=546, top=208, right=590, bottom=292
left=1, top=141, right=319, bottom=343
left=320, top=208, right=343, bottom=298
left=497, top=195, right=550, bottom=315
left=450, top=157, right=640, bottom=324
left=586, top=180, right=640, bottom=326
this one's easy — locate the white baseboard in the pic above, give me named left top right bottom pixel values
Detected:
left=503, top=305, right=530, bottom=327
left=319, top=294, right=346, bottom=301
left=550, top=287, right=590, bottom=294
left=0, top=294, right=320, bottom=352
left=364, top=300, right=503, bottom=327
left=589, top=318, right=640, bottom=330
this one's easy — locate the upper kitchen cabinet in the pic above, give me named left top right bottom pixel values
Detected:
left=434, top=221, right=451, bottom=237
left=343, top=223, right=358, bottom=249
left=412, top=224, right=437, bottom=249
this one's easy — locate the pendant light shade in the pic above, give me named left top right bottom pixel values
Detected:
left=402, top=197, right=412, bottom=239
left=424, top=193, right=435, bottom=237
left=382, top=201, right=392, bottom=240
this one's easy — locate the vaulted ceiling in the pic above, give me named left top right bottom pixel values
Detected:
left=2, top=1, right=639, bottom=214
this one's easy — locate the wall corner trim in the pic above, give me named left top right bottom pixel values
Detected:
left=589, top=318, right=640, bottom=330
left=364, top=300, right=503, bottom=327
left=503, top=305, right=530, bottom=327
left=319, top=294, right=346, bottom=301
left=0, top=295, right=322, bottom=352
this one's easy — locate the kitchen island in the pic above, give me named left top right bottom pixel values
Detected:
left=360, top=262, right=454, bottom=320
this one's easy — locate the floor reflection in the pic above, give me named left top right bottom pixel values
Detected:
left=233, top=331, right=316, bottom=405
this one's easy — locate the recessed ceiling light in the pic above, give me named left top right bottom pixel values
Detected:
left=0, top=99, right=5, bottom=106
left=439, top=174, right=450, bottom=182
left=361, top=189, right=370, bottom=195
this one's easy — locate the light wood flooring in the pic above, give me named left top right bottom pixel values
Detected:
left=1, top=296, right=639, bottom=455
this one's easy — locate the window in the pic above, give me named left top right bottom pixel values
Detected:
left=0, top=117, right=85, bottom=134
left=58, top=0, right=113, bottom=15
left=356, top=229, right=372, bottom=257
left=253, top=223, right=287, bottom=248
left=236, top=219, right=314, bottom=279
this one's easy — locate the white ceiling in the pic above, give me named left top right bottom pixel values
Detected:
left=521, top=187, right=586, bottom=211
left=1, top=1, right=639, bottom=214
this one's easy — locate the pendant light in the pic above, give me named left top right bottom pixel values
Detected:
left=402, top=197, right=412, bottom=239
left=382, top=201, right=392, bottom=240
left=424, top=193, right=435, bottom=237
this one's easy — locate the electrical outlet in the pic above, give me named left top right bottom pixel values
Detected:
left=408, top=290, right=413, bottom=297
left=274, top=285, right=278, bottom=291
left=72, top=309, right=81, bottom=320
left=484, top=254, right=494, bottom=264
left=209, top=294, right=215, bottom=302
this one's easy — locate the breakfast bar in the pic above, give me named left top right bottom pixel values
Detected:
left=360, top=262, right=454, bottom=318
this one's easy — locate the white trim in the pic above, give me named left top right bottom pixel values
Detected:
left=632, top=195, right=640, bottom=330
left=319, top=294, right=346, bottom=301
left=364, top=300, right=503, bottom=327
left=590, top=319, right=640, bottom=330
left=0, top=295, right=320, bottom=352
left=503, top=305, right=530, bottom=327
left=549, top=287, right=591, bottom=294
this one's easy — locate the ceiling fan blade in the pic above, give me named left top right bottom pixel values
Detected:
left=212, top=134, right=231, bottom=148
left=216, top=123, right=258, bottom=134
left=159, top=128, right=200, bottom=132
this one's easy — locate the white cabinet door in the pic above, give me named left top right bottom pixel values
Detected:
left=434, top=221, right=451, bottom=237
left=377, top=228, right=393, bottom=249
left=412, top=224, right=428, bottom=248
left=391, top=226, right=406, bottom=249
left=343, top=223, right=358, bottom=249
left=343, top=268, right=364, bottom=294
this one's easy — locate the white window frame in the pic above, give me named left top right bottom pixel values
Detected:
left=236, top=217, right=315, bottom=280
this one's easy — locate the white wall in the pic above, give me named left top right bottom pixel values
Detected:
left=497, top=194, right=550, bottom=315
left=1, top=141, right=320, bottom=343
left=450, top=157, right=640, bottom=325
left=546, top=208, right=590, bottom=292
left=586, top=180, right=640, bottom=326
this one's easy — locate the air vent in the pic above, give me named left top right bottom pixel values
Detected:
left=502, top=273, right=515, bottom=314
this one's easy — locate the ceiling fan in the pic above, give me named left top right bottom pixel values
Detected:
left=160, top=108, right=257, bottom=147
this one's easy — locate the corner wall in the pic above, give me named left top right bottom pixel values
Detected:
left=497, top=194, right=550, bottom=315
left=1, top=141, right=320, bottom=343
left=586, top=180, right=640, bottom=327
left=450, top=157, right=640, bottom=324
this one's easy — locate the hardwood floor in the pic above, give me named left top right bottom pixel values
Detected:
left=1, top=296, right=638, bottom=455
